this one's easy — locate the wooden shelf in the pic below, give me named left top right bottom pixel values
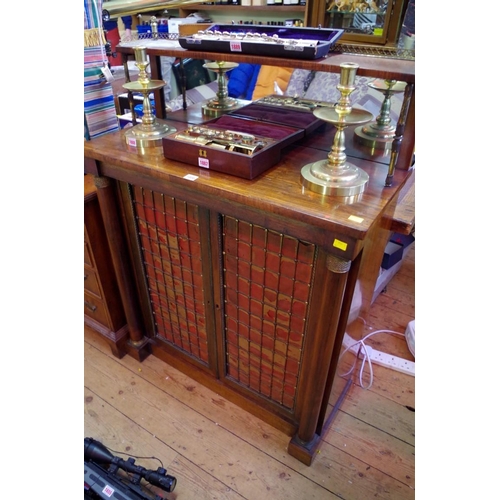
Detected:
left=179, top=4, right=307, bottom=24
left=129, top=46, right=415, bottom=82
left=180, top=5, right=306, bottom=13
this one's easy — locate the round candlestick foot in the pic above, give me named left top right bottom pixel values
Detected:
left=354, top=123, right=395, bottom=150
left=202, top=97, right=241, bottom=117
left=124, top=120, right=176, bottom=156
left=301, top=159, right=369, bottom=197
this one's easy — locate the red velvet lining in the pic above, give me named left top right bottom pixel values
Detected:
left=207, top=115, right=298, bottom=141
left=232, top=104, right=319, bottom=129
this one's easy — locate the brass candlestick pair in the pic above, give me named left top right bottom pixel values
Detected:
left=301, top=63, right=373, bottom=197
left=122, top=47, right=176, bottom=155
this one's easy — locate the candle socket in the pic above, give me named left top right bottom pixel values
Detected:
left=134, top=47, right=147, bottom=64
left=339, top=62, right=358, bottom=87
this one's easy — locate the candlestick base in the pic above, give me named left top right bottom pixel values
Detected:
left=202, top=97, right=245, bottom=118
left=301, top=159, right=369, bottom=197
left=124, top=119, right=176, bottom=156
left=122, top=80, right=176, bottom=155
left=353, top=122, right=395, bottom=151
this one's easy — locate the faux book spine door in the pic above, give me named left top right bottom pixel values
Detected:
left=220, top=215, right=315, bottom=415
left=124, top=182, right=350, bottom=441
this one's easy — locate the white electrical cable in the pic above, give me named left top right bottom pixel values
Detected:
left=339, top=329, right=406, bottom=390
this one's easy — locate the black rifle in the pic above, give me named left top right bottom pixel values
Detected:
left=84, top=437, right=177, bottom=500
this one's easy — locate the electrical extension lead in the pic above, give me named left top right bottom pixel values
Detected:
left=339, top=330, right=415, bottom=390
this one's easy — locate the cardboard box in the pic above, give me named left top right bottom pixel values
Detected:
left=390, top=232, right=415, bottom=249
left=381, top=241, right=404, bottom=270
left=168, top=18, right=200, bottom=34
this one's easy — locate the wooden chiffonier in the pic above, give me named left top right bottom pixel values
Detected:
left=84, top=174, right=128, bottom=358
left=85, top=47, right=415, bottom=466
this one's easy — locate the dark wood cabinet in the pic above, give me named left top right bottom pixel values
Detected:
left=84, top=175, right=128, bottom=358
left=85, top=44, right=415, bottom=466
left=84, top=130, right=413, bottom=467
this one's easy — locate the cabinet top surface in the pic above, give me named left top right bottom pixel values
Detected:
left=84, top=128, right=411, bottom=242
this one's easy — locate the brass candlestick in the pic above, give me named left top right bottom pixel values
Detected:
left=122, top=46, right=176, bottom=155
left=354, top=79, right=407, bottom=150
left=202, top=61, right=244, bottom=117
left=301, top=63, right=373, bottom=197
left=150, top=16, right=159, bottom=39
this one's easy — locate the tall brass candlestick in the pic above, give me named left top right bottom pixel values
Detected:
left=122, top=46, right=176, bottom=155
left=202, top=61, right=244, bottom=117
left=150, top=16, right=158, bottom=40
left=300, top=63, right=373, bottom=197
left=354, top=79, right=406, bottom=151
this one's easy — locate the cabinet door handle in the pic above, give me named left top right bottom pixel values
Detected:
left=84, top=274, right=88, bottom=280
left=84, top=300, right=97, bottom=312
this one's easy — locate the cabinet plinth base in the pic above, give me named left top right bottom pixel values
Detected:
left=288, top=377, right=353, bottom=465
left=125, top=338, right=151, bottom=362
left=84, top=319, right=129, bottom=359
left=288, top=433, right=322, bottom=466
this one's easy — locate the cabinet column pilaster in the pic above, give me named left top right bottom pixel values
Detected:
left=93, top=175, right=150, bottom=361
left=288, top=251, right=351, bottom=465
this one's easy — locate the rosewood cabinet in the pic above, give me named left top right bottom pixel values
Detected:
left=86, top=45, right=414, bottom=466
left=85, top=131, right=412, bottom=466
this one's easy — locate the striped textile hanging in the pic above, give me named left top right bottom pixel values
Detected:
left=84, top=46, right=107, bottom=69
left=84, top=65, right=119, bottom=138
left=84, top=0, right=102, bottom=30
left=84, top=0, right=119, bottom=139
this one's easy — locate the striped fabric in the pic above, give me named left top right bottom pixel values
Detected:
left=84, top=0, right=119, bottom=139
left=84, top=0, right=101, bottom=30
left=84, top=66, right=119, bottom=138
left=84, top=46, right=107, bottom=69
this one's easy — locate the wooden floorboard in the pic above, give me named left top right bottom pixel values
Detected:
left=84, top=244, right=415, bottom=500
